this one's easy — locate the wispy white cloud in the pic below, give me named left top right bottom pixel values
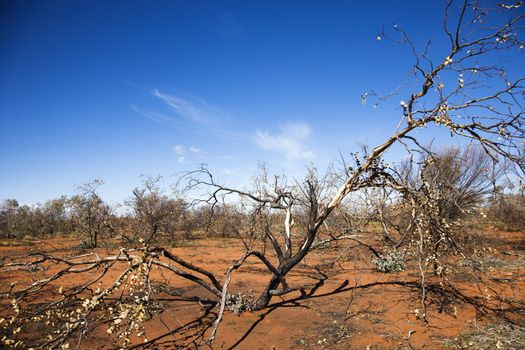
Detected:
left=254, top=122, right=314, bottom=160
left=153, top=90, right=229, bottom=124
left=188, top=146, right=205, bottom=158
left=173, top=144, right=206, bottom=163
left=131, top=106, right=181, bottom=128
left=173, top=145, right=185, bottom=155
left=134, top=90, right=249, bottom=144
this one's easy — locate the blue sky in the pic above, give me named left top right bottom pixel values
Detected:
left=0, top=1, right=519, bottom=204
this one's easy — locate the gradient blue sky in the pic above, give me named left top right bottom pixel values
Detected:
left=0, top=1, right=517, bottom=204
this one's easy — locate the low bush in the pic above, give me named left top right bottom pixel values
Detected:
left=373, top=251, right=406, bottom=273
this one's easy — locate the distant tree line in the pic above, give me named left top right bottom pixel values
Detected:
left=1, top=147, right=524, bottom=247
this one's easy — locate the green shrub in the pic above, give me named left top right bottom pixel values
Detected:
left=373, top=251, right=406, bottom=273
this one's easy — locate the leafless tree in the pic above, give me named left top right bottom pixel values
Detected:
left=487, top=186, right=525, bottom=230
left=31, top=197, right=72, bottom=237
left=376, top=146, right=497, bottom=243
left=69, top=179, right=111, bottom=248
left=127, top=175, right=189, bottom=245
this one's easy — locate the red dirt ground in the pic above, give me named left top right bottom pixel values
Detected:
left=0, top=230, right=523, bottom=349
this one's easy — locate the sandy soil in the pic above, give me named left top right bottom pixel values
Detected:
left=0, top=231, right=523, bottom=349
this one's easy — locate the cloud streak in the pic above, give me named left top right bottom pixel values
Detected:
left=134, top=91, right=249, bottom=144
left=254, top=122, right=314, bottom=160
left=153, top=90, right=230, bottom=125
left=131, top=106, right=181, bottom=128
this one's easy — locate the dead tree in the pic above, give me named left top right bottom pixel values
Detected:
left=375, top=146, right=498, bottom=248
left=69, top=179, right=111, bottom=248
left=127, top=175, right=188, bottom=244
